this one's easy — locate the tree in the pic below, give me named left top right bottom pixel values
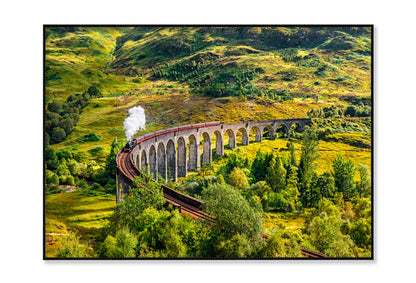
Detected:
left=45, top=170, right=59, bottom=186
left=60, top=117, right=74, bottom=135
left=66, top=175, right=75, bottom=186
left=306, top=212, right=355, bottom=257
left=87, top=86, right=102, bottom=97
left=284, top=165, right=300, bottom=209
left=47, top=101, right=63, bottom=113
left=51, top=127, right=66, bottom=143
left=298, top=129, right=319, bottom=206
left=287, top=141, right=297, bottom=167
left=350, top=218, right=371, bottom=250
left=265, top=153, right=286, bottom=193
left=261, top=231, right=302, bottom=258
left=228, top=167, right=249, bottom=190
left=299, top=129, right=320, bottom=187
left=333, top=154, right=356, bottom=200
left=56, top=159, right=71, bottom=176
left=45, top=147, right=59, bottom=169
left=103, top=227, right=138, bottom=258
left=309, top=171, right=336, bottom=201
left=45, top=132, right=50, bottom=147
left=213, top=233, right=253, bottom=258
left=109, top=176, right=165, bottom=233
left=356, top=163, right=371, bottom=197
left=202, top=183, right=263, bottom=240
left=67, top=159, right=80, bottom=176
left=56, top=234, right=87, bottom=258
left=251, top=150, right=273, bottom=182
left=345, top=105, right=357, bottom=117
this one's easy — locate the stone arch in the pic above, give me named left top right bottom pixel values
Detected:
left=275, top=123, right=289, bottom=138
left=237, top=128, right=249, bottom=146
left=149, top=145, right=157, bottom=180
left=200, top=132, right=212, bottom=165
left=262, top=125, right=275, bottom=140
left=167, top=139, right=176, bottom=182
left=177, top=137, right=187, bottom=177
left=141, top=149, right=147, bottom=171
left=249, top=126, right=262, bottom=143
left=213, top=130, right=223, bottom=156
left=157, top=142, right=167, bottom=181
left=225, top=129, right=236, bottom=149
left=188, top=134, right=199, bottom=170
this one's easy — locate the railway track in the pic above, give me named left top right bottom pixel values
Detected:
left=116, top=151, right=328, bottom=258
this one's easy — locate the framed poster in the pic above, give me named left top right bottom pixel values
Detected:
left=44, top=25, right=373, bottom=259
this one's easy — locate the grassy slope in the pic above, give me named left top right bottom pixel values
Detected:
left=45, top=191, right=116, bottom=257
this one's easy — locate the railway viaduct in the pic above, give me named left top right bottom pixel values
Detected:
left=116, top=118, right=311, bottom=197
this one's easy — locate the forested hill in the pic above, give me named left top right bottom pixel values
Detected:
left=45, top=26, right=371, bottom=103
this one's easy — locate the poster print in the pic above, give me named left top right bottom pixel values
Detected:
left=44, top=25, right=373, bottom=259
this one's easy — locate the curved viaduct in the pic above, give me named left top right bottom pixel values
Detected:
left=128, top=118, right=310, bottom=184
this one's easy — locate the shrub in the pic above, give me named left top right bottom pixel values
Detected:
left=56, top=234, right=88, bottom=258
left=46, top=170, right=59, bottom=186
left=103, top=227, right=138, bottom=258
left=66, top=175, right=75, bottom=186
left=228, top=167, right=249, bottom=190
left=51, top=127, right=66, bottom=143
left=77, top=179, right=89, bottom=189
left=77, top=132, right=101, bottom=143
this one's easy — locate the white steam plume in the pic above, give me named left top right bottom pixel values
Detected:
left=123, top=106, right=146, bottom=141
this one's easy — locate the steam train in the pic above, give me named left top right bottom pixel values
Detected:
left=123, top=121, right=221, bottom=152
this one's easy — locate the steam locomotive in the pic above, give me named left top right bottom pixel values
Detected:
left=123, top=121, right=221, bottom=152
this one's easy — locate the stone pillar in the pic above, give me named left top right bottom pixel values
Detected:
left=228, top=130, right=236, bottom=149
left=149, top=146, right=158, bottom=180
left=177, top=138, right=187, bottom=177
left=167, top=141, right=177, bottom=182
left=242, top=129, right=249, bottom=146
left=255, top=128, right=262, bottom=142
left=202, top=133, right=212, bottom=164
left=188, top=135, right=198, bottom=171
left=215, top=131, right=224, bottom=156
left=158, top=143, right=167, bottom=181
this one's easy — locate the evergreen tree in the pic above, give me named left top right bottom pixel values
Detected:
left=287, top=141, right=297, bottom=167
left=285, top=165, right=300, bottom=208
left=333, top=154, right=356, bottom=201
left=45, top=146, right=59, bottom=170
left=298, top=129, right=319, bottom=206
left=266, top=153, right=287, bottom=193
left=356, top=163, right=371, bottom=197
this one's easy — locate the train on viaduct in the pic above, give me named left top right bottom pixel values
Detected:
left=125, top=118, right=311, bottom=183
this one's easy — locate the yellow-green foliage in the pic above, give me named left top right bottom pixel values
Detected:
left=209, top=137, right=370, bottom=181
left=263, top=212, right=306, bottom=234
left=45, top=191, right=116, bottom=257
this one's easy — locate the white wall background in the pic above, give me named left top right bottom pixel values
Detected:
left=1, top=1, right=414, bottom=282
